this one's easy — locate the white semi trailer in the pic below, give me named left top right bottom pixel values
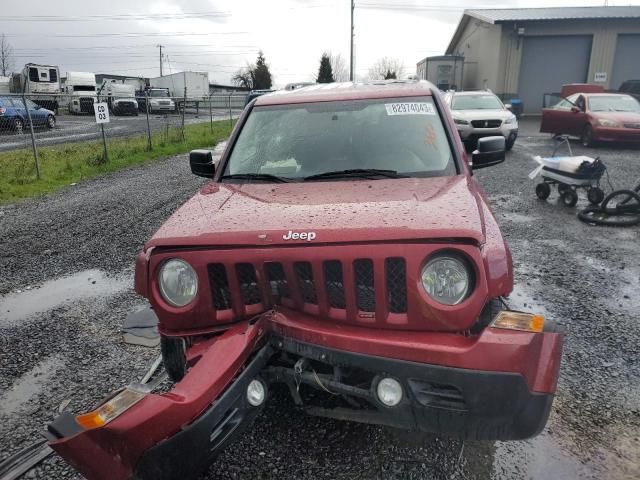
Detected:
left=150, top=71, right=209, bottom=99
left=11, top=63, right=61, bottom=112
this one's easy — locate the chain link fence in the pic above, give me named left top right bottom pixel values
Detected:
left=0, top=92, right=245, bottom=182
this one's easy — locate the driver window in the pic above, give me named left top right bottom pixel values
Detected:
left=576, top=96, right=586, bottom=112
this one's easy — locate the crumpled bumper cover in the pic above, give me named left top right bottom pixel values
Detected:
left=47, top=311, right=563, bottom=480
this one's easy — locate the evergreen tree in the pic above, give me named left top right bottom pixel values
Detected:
left=233, top=51, right=272, bottom=90
left=253, top=51, right=272, bottom=89
left=316, top=53, right=335, bottom=83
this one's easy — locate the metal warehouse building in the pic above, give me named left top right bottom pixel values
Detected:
left=444, top=6, right=640, bottom=113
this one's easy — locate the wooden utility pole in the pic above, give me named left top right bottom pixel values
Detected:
left=157, top=45, right=164, bottom=77
left=350, top=0, right=354, bottom=82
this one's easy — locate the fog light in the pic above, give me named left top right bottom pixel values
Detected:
left=376, top=377, right=403, bottom=407
left=247, top=379, right=266, bottom=407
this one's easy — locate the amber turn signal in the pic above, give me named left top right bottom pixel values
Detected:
left=490, top=311, right=545, bottom=333
left=76, top=387, right=147, bottom=430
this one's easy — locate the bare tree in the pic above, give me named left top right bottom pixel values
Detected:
left=0, top=34, right=14, bottom=76
left=329, top=52, right=349, bottom=82
left=368, top=57, right=405, bottom=81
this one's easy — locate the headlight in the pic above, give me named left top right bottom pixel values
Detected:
left=158, top=259, right=198, bottom=307
left=421, top=254, right=472, bottom=305
left=454, top=118, right=469, bottom=125
left=597, top=118, right=620, bottom=128
left=505, top=115, right=517, bottom=125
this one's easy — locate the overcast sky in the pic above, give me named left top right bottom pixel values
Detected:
left=2, top=0, right=640, bottom=87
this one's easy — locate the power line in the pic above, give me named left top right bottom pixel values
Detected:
left=0, top=11, right=231, bottom=21
left=3, top=31, right=250, bottom=38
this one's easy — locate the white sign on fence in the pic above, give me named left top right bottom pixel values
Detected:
left=94, top=103, right=110, bottom=124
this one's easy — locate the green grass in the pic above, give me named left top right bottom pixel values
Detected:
left=0, top=121, right=233, bottom=203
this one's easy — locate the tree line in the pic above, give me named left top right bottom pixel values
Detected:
left=233, top=51, right=405, bottom=90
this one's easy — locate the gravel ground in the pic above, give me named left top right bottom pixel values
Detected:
left=0, top=119, right=639, bottom=479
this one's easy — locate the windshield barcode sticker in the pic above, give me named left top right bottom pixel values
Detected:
left=385, top=103, right=435, bottom=116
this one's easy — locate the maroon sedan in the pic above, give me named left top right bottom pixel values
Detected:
left=540, top=93, right=640, bottom=147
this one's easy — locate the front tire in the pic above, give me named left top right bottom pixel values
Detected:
left=581, top=125, right=595, bottom=147
left=47, top=115, right=55, bottom=129
left=161, top=336, right=187, bottom=382
left=14, top=118, right=24, bottom=133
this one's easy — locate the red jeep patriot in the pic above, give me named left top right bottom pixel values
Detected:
left=47, top=81, right=563, bottom=480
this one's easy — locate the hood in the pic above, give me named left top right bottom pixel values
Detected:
left=591, top=111, right=640, bottom=123
left=451, top=109, right=512, bottom=121
left=147, top=176, right=487, bottom=249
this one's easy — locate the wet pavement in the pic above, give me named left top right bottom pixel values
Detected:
left=0, top=122, right=639, bottom=479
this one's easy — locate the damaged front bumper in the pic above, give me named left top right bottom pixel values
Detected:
left=46, top=311, right=563, bottom=480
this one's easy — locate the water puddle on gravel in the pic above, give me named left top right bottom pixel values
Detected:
left=492, top=433, right=597, bottom=479
left=0, top=269, right=129, bottom=327
left=0, top=355, right=63, bottom=417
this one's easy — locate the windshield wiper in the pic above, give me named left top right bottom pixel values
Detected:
left=219, top=173, right=291, bottom=183
left=303, top=168, right=406, bottom=181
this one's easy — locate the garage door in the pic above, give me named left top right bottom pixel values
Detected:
left=517, top=35, right=592, bottom=113
left=611, top=34, right=640, bottom=90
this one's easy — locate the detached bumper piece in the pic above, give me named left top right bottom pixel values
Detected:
left=47, top=314, right=562, bottom=480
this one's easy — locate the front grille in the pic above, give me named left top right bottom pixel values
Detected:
left=118, top=102, right=134, bottom=108
left=236, top=263, right=261, bottom=305
left=294, top=262, right=317, bottom=304
left=208, top=263, right=231, bottom=310
left=624, top=123, right=640, bottom=129
left=80, top=98, right=94, bottom=113
left=324, top=261, right=346, bottom=309
left=159, top=100, right=170, bottom=105
left=266, top=262, right=290, bottom=299
left=386, top=258, right=407, bottom=313
left=354, top=259, right=375, bottom=312
left=207, top=257, right=408, bottom=318
left=471, top=119, right=502, bottom=128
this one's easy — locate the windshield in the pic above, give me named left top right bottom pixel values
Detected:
left=451, top=94, right=503, bottom=110
left=224, top=97, right=456, bottom=181
left=149, top=90, right=168, bottom=97
left=589, top=95, right=640, bottom=113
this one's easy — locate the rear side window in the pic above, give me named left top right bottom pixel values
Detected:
left=49, top=69, right=58, bottom=82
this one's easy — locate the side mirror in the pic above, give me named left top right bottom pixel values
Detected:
left=570, top=106, right=581, bottom=113
left=471, top=136, right=506, bottom=170
left=189, top=149, right=215, bottom=178
left=505, top=103, right=512, bottom=111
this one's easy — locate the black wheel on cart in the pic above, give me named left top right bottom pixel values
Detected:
left=561, top=190, right=578, bottom=207
left=536, top=183, right=551, bottom=200
left=558, top=183, right=571, bottom=195
left=587, top=187, right=605, bottom=205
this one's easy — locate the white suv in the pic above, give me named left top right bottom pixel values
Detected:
left=444, top=91, right=518, bottom=150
